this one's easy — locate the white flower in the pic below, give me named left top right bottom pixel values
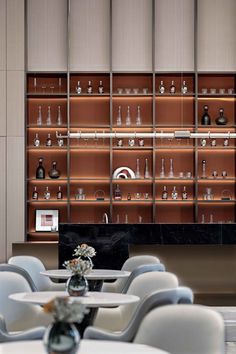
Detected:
left=73, top=244, right=96, bottom=258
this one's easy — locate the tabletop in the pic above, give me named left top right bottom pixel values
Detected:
left=40, top=269, right=130, bottom=280
left=9, top=291, right=139, bottom=307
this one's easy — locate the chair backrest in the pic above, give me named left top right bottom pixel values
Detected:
left=0, top=263, right=37, bottom=292
left=8, top=256, right=51, bottom=291
left=134, top=304, right=225, bottom=354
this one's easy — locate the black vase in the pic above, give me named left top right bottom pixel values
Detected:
left=49, top=161, right=60, bottom=179
left=43, top=321, right=80, bottom=354
left=201, top=105, right=211, bottom=125
left=215, top=108, right=228, bottom=125
left=66, top=274, right=88, bottom=297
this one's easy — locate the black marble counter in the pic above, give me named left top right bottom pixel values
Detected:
left=59, top=223, right=236, bottom=268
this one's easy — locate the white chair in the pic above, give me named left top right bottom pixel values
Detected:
left=134, top=304, right=225, bottom=354
left=94, top=271, right=178, bottom=331
left=102, top=255, right=161, bottom=293
left=8, top=256, right=65, bottom=291
left=0, top=272, right=52, bottom=332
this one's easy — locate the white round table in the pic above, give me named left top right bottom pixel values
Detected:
left=9, top=291, right=139, bottom=307
left=40, top=269, right=130, bottom=280
left=0, top=340, right=169, bottom=354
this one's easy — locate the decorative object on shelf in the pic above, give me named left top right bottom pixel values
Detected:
left=179, top=172, right=184, bottom=178
left=44, top=186, right=51, bottom=200
left=33, top=77, right=37, bottom=92
left=116, top=106, right=122, bottom=126
left=215, top=108, right=228, bottom=126
left=75, top=80, right=82, bottom=94
left=49, top=161, right=60, bottom=179
left=133, top=88, right=139, bottom=94
left=57, top=106, right=62, bottom=126
left=94, top=189, right=105, bottom=201
left=200, top=138, right=207, bottom=147
left=223, top=138, right=229, bottom=147
left=46, top=133, right=52, bottom=147
left=135, top=158, right=141, bottom=179
left=125, top=88, right=131, bottom=94
left=201, top=105, right=211, bottom=125
left=136, top=105, right=142, bottom=126
left=37, top=105, right=42, bottom=126
left=181, top=81, right=188, bottom=94
left=144, top=193, right=149, bottom=200
left=142, top=88, right=148, bottom=94
left=112, top=167, right=135, bottom=179
left=35, top=209, right=59, bottom=232
left=117, top=139, right=123, bottom=147
left=32, top=186, right=38, bottom=200
left=144, top=158, right=150, bottom=179
left=102, top=212, right=109, bottom=224
left=135, top=193, right=141, bottom=200
left=116, top=214, right=120, bottom=223
left=43, top=297, right=86, bottom=354
left=170, top=80, right=176, bottom=94
left=222, top=170, right=227, bottom=178
left=201, top=88, right=207, bottom=94
left=75, top=188, right=86, bottom=201
left=203, top=188, right=214, bottom=200
left=182, top=186, right=188, bottom=200
left=201, top=160, right=207, bottom=179
left=171, top=186, right=178, bottom=200
left=168, top=158, right=174, bottom=178
left=201, top=214, right=205, bottom=224
left=33, top=133, right=40, bottom=147
left=159, top=80, right=165, bottom=94
left=127, top=193, right=132, bottom=201
left=46, top=106, right=52, bottom=126
left=117, top=88, right=123, bottom=94
left=210, top=139, right=216, bottom=147
left=36, top=157, right=45, bottom=179
left=210, top=88, right=216, bottom=94
left=125, top=106, right=131, bottom=126
left=212, top=170, right=218, bottom=179
left=57, top=137, right=64, bottom=147
left=162, top=186, right=168, bottom=200
left=114, top=184, right=122, bottom=200
left=228, top=88, right=234, bottom=94
left=186, top=172, right=192, bottom=179
left=138, top=139, right=144, bottom=147
left=209, top=214, right=214, bottom=223
left=73, top=243, right=96, bottom=267
left=138, top=215, right=143, bottom=223
left=160, top=158, right=165, bottom=178
left=219, top=88, right=225, bottom=94
left=128, top=139, right=135, bottom=147
left=98, top=81, right=104, bottom=94
left=87, top=80, right=93, bottom=94
left=63, top=258, right=92, bottom=297
left=58, top=78, right=62, bottom=92
left=125, top=214, right=129, bottom=224
left=221, top=189, right=232, bottom=201
left=57, top=186, right=63, bottom=200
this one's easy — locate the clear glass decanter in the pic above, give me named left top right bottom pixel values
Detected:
left=160, top=158, right=165, bottom=178
left=144, top=159, right=150, bottom=179
left=57, top=106, right=62, bottom=126
left=125, top=106, right=131, bottom=126
left=168, top=158, right=174, bottom=178
left=46, top=106, right=52, bottom=126
left=37, top=105, right=42, bottom=126
left=116, top=106, right=122, bottom=126
left=136, top=106, right=142, bottom=126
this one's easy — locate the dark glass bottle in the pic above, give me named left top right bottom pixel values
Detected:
left=32, top=186, right=38, bottom=200
left=201, top=105, right=211, bottom=125
left=215, top=108, right=228, bottom=125
left=49, top=161, right=60, bottom=179
left=57, top=186, right=63, bottom=199
left=36, top=157, right=45, bottom=179
left=114, top=184, right=122, bottom=200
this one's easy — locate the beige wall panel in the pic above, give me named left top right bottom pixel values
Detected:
left=0, top=138, right=6, bottom=262
left=112, top=0, right=152, bottom=71
left=0, top=71, right=6, bottom=136
left=7, top=137, right=25, bottom=258
left=0, top=0, right=6, bottom=70
left=7, top=71, right=24, bottom=137
left=27, top=0, right=67, bottom=71
left=69, top=0, right=110, bottom=71
left=155, top=0, right=194, bottom=72
left=7, top=0, right=25, bottom=70
left=198, top=0, right=236, bottom=71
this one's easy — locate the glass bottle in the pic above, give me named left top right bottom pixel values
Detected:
left=58, top=77, right=62, bottom=93
left=33, top=77, right=37, bottom=92
left=44, top=186, right=51, bottom=200
left=125, top=214, right=129, bottom=224
left=168, top=158, right=174, bottom=178
left=125, top=106, right=131, bottom=126
left=162, top=186, right=168, bottom=200
left=37, top=105, right=42, bottom=126
left=136, top=105, right=142, bottom=126
left=181, top=81, right=188, bottom=94
left=116, top=106, right=122, bottom=126
left=170, top=81, right=176, bottom=94
left=57, top=137, right=64, bottom=147
left=127, top=193, right=132, bottom=201
left=171, top=186, right=178, bottom=200
left=36, top=158, right=45, bottom=179
left=33, top=133, right=40, bottom=147
left=144, top=158, right=150, bottom=179
left=49, top=161, right=60, bottom=179
left=46, top=106, right=52, bottom=126
left=160, top=158, right=165, bottom=178
left=57, top=106, right=62, bottom=126
left=32, top=186, right=38, bottom=200
left=116, top=214, right=120, bottom=224
left=135, top=158, right=141, bottom=179
left=57, top=186, right=63, bottom=200
left=209, top=214, right=214, bottom=223
left=182, top=186, right=188, bottom=200
left=215, top=108, right=228, bottom=126
left=98, top=81, right=104, bottom=94
left=201, top=105, right=211, bottom=125
left=75, top=81, right=82, bottom=94
left=201, top=159, right=207, bottom=179
left=201, top=214, right=205, bottom=224
left=46, top=133, right=52, bottom=147
left=138, top=215, right=143, bottom=223
left=159, top=80, right=165, bottom=94
left=87, top=80, right=93, bottom=94
left=114, top=184, right=122, bottom=200
left=223, top=138, right=229, bottom=147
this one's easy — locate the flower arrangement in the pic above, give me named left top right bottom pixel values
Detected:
left=43, top=297, right=88, bottom=323
left=73, top=243, right=96, bottom=259
left=63, top=258, right=92, bottom=275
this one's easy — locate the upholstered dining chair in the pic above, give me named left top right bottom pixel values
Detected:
left=0, top=263, right=37, bottom=291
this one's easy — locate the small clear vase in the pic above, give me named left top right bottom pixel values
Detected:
left=43, top=321, right=80, bottom=354
left=66, top=274, right=88, bottom=297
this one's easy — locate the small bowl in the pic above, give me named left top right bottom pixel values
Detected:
left=117, top=88, right=123, bottom=94
left=219, top=88, right=225, bottom=94
left=201, top=88, right=208, bottom=94
left=125, top=88, right=131, bottom=94
left=133, top=88, right=139, bottom=94
left=228, top=88, right=234, bottom=94
left=210, top=88, right=216, bottom=94
left=142, top=88, right=149, bottom=94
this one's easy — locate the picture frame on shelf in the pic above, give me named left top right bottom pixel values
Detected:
left=35, top=210, right=59, bottom=232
